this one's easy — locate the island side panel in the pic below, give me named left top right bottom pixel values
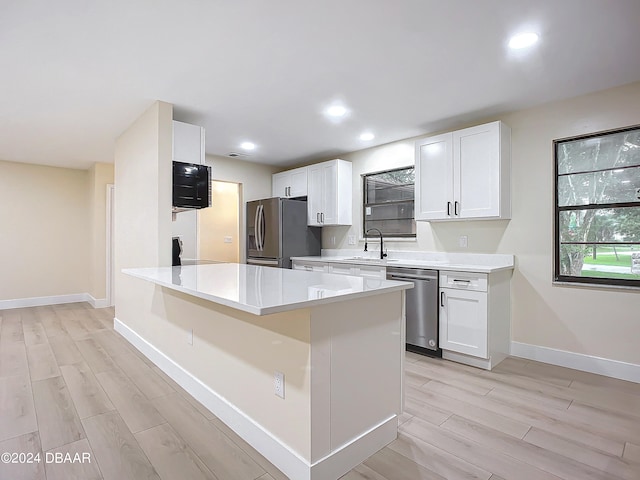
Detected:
left=116, top=283, right=313, bottom=462
left=309, top=291, right=403, bottom=465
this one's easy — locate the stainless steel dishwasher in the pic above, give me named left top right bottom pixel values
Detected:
left=386, top=266, right=441, bottom=357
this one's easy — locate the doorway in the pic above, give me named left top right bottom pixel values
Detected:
left=198, top=180, right=241, bottom=262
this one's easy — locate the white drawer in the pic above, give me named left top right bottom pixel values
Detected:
left=356, top=265, right=386, bottom=279
left=440, top=271, right=487, bottom=292
left=329, top=264, right=356, bottom=276
left=293, top=261, right=328, bottom=273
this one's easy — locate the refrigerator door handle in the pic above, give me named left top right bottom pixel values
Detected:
left=254, top=204, right=260, bottom=251
left=256, top=204, right=264, bottom=251
left=259, top=204, right=266, bottom=251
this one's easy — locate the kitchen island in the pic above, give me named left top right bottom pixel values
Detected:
left=118, top=263, right=412, bottom=480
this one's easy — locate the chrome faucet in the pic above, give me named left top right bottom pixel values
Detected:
left=364, top=228, right=387, bottom=260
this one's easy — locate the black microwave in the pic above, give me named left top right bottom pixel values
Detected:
left=172, top=161, right=211, bottom=210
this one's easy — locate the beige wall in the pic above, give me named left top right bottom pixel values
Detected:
left=0, top=160, right=90, bottom=301
left=205, top=154, right=278, bottom=262
left=199, top=180, right=240, bottom=262
left=88, top=162, right=114, bottom=300
left=324, top=81, right=640, bottom=365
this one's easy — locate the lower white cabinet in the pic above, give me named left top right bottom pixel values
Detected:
left=438, top=270, right=510, bottom=370
left=439, top=287, right=488, bottom=359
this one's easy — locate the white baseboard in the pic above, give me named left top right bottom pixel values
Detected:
left=511, top=341, right=640, bottom=384
left=86, top=295, right=110, bottom=309
left=0, top=293, right=111, bottom=310
left=0, top=293, right=88, bottom=310
left=114, top=317, right=397, bottom=480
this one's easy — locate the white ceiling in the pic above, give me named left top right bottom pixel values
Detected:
left=2, top=0, right=640, bottom=169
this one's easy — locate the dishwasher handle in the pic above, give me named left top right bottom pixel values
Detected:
left=388, top=273, right=436, bottom=281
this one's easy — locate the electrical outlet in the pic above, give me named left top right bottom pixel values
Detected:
left=187, top=328, right=193, bottom=346
left=459, top=235, right=468, bottom=248
left=224, top=236, right=233, bottom=243
left=348, top=235, right=356, bottom=245
left=274, top=371, right=285, bottom=399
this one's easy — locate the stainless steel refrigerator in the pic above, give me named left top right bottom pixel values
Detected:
left=247, top=198, right=321, bottom=268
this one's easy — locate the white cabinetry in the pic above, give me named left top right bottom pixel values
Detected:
left=307, top=159, right=352, bottom=226
left=272, top=166, right=308, bottom=198
left=439, top=270, right=510, bottom=370
left=415, top=121, right=510, bottom=221
left=292, top=259, right=386, bottom=279
left=173, top=121, right=205, bottom=164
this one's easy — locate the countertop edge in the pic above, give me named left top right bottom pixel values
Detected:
left=123, top=267, right=412, bottom=316
left=290, top=256, right=515, bottom=274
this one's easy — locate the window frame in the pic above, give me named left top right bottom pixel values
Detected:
left=362, top=165, right=416, bottom=239
left=553, top=124, right=640, bottom=288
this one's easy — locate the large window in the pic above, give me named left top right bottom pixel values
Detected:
left=363, top=166, right=416, bottom=237
left=554, top=125, right=640, bottom=287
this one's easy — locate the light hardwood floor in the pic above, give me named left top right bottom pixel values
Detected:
left=1, top=303, right=639, bottom=480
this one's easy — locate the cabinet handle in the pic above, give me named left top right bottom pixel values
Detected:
left=321, top=212, right=324, bottom=223
left=453, top=279, right=471, bottom=283
left=316, top=212, right=320, bottom=223
left=454, top=201, right=460, bottom=216
left=440, top=291, right=445, bottom=307
left=287, top=186, right=291, bottom=196
left=447, top=202, right=451, bottom=216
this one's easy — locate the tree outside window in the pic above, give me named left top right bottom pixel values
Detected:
left=554, top=125, right=640, bottom=287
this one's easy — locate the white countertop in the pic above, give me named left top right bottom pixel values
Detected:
left=291, top=250, right=515, bottom=273
left=124, top=263, right=412, bottom=316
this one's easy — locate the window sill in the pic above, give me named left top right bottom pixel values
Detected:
left=552, top=280, right=640, bottom=291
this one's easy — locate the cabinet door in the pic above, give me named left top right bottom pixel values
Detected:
left=320, top=161, right=338, bottom=224
left=439, top=287, right=488, bottom=358
left=288, top=167, right=308, bottom=197
left=454, top=122, right=500, bottom=218
left=292, top=260, right=327, bottom=272
left=307, top=165, right=323, bottom=225
left=415, top=133, right=454, bottom=220
left=272, top=172, right=290, bottom=197
left=173, top=121, right=204, bottom=164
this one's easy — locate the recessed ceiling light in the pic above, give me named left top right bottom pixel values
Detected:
left=359, top=132, right=375, bottom=141
left=326, top=105, right=348, bottom=117
left=240, top=141, right=256, bottom=151
left=508, top=32, right=539, bottom=49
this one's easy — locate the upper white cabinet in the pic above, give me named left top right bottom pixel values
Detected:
left=173, top=121, right=205, bottom=164
left=272, top=166, right=308, bottom=198
left=307, top=159, right=352, bottom=226
left=415, top=121, right=511, bottom=221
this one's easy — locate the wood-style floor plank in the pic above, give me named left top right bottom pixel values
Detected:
left=82, top=411, right=160, bottom=480
left=49, top=333, right=85, bottom=366
left=388, top=432, right=492, bottom=480
left=623, top=442, right=640, bottom=464
left=441, top=414, right=619, bottom=480
left=424, top=379, right=625, bottom=456
left=76, top=338, right=118, bottom=373
left=135, top=422, right=218, bottom=480
left=524, top=427, right=640, bottom=480
left=22, top=321, right=48, bottom=346
left=32, top=375, right=85, bottom=451
left=340, top=464, right=388, bottom=479
left=26, top=343, right=61, bottom=381
left=60, top=361, right=115, bottom=419
left=0, top=431, right=45, bottom=480
left=406, top=383, right=530, bottom=439
left=364, top=446, right=447, bottom=480
left=400, top=416, right=562, bottom=480
left=0, top=375, right=38, bottom=442
left=0, top=316, right=25, bottom=344
left=95, top=368, right=165, bottom=433
left=44, top=438, right=102, bottom=480
left=0, top=341, right=29, bottom=378
left=153, top=392, right=264, bottom=480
